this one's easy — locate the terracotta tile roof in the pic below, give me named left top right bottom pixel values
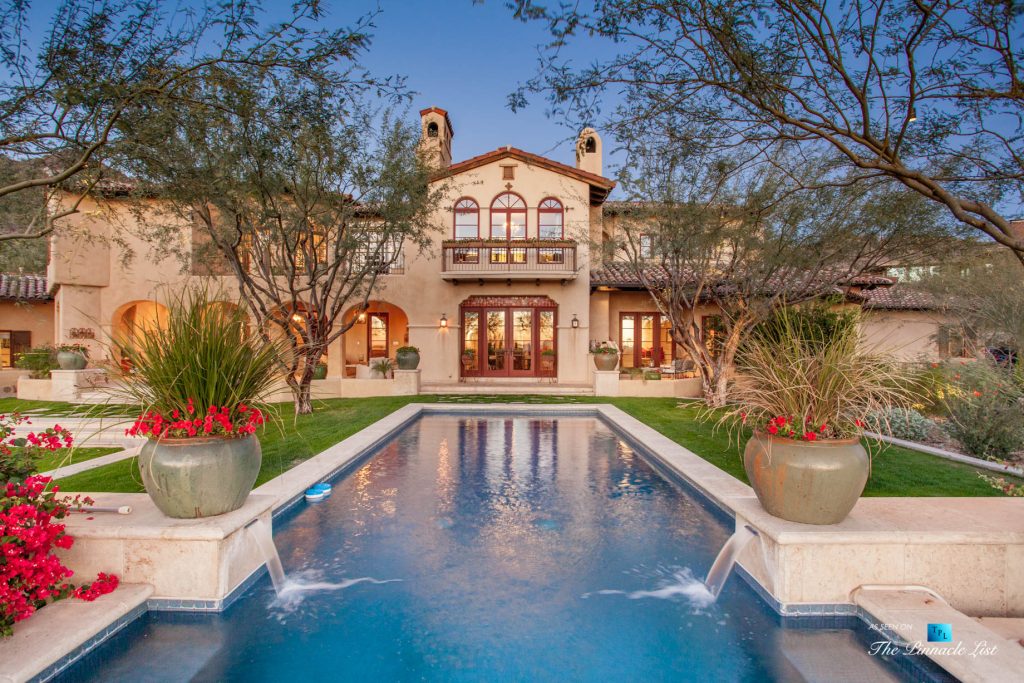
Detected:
left=437, top=146, right=615, bottom=205
left=862, top=285, right=940, bottom=310
left=589, top=263, right=894, bottom=289
left=0, top=274, right=51, bottom=301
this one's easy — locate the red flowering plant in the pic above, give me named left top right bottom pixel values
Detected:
left=126, top=400, right=266, bottom=439
left=1, top=412, right=75, bottom=484
left=1, top=476, right=119, bottom=636
left=1, top=416, right=121, bottom=638
left=723, top=305, right=917, bottom=444
left=114, top=287, right=282, bottom=444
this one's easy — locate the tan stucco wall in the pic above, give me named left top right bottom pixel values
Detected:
left=861, top=310, right=945, bottom=362
left=0, top=300, right=55, bottom=353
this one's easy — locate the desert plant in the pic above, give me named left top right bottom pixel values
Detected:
left=56, top=344, right=89, bottom=357
left=115, top=287, right=281, bottom=437
left=371, top=358, right=394, bottom=378
left=13, top=346, right=57, bottom=379
left=865, top=407, right=934, bottom=443
left=724, top=307, right=916, bottom=441
left=943, top=360, right=1024, bottom=460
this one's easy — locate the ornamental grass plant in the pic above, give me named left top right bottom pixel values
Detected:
left=724, top=306, right=917, bottom=441
left=115, top=287, right=282, bottom=439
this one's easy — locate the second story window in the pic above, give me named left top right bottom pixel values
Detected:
left=538, top=198, right=563, bottom=239
left=639, top=234, right=652, bottom=258
left=454, top=198, right=479, bottom=240
left=491, top=192, right=526, bottom=241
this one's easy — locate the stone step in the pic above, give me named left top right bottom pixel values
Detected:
left=421, top=382, right=594, bottom=396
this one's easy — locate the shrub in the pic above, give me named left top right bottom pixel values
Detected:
left=0, top=413, right=74, bottom=485
left=865, top=407, right=934, bottom=442
left=726, top=306, right=915, bottom=441
left=943, top=360, right=1024, bottom=460
left=115, top=287, right=281, bottom=440
left=396, top=346, right=419, bottom=354
left=13, top=346, right=57, bottom=379
left=0, top=476, right=119, bottom=637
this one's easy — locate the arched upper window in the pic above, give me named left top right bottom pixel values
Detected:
left=538, top=198, right=564, bottom=239
left=490, top=193, right=526, bottom=240
left=453, top=198, right=479, bottom=240
left=584, top=137, right=596, bottom=153
left=427, top=121, right=439, bottom=138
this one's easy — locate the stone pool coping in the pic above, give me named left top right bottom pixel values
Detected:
left=0, top=583, right=152, bottom=683
left=31, top=403, right=1024, bottom=681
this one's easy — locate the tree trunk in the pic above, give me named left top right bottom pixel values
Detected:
left=293, top=380, right=313, bottom=416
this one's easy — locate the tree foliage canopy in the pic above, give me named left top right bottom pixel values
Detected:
left=512, top=0, right=1024, bottom=260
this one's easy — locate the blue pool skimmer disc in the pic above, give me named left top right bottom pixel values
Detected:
left=305, top=482, right=332, bottom=502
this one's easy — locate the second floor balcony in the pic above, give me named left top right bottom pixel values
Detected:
left=441, top=239, right=578, bottom=282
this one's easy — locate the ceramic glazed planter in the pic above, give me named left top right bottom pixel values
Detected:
left=312, top=364, right=328, bottom=380
left=743, top=432, right=868, bottom=525
left=593, top=353, right=618, bottom=371
left=396, top=349, right=420, bottom=370
left=56, top=351, right=87, bottom=370
left=139, top=434, right=262, bottom=519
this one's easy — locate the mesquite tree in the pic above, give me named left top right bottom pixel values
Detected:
left=127, top=73, right=441, bottom=414
left=611, top=133, right=954, bottom=406
left=0, top=0, right=378, bottom=269
left=511, top=0, right=1024, bottom=265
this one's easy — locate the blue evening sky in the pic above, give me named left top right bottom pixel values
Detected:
left=337, top=1, right=618, bottom=167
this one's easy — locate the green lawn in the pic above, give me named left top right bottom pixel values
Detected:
left=0, top=398, right=134, bottom=417
left=42, top=395, right=1020, bottom=497
left=35, top=446, right=122, bottom=472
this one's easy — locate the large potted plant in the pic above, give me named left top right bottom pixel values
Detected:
left=117, top=288, right=281, bottom=519
left=56, top=344, right=88, bottom=370
left=725, top=307, right=912, bottom=525
left=591, top=341, right=619, bottom=371
left=396, top=346, right=420, bottom=370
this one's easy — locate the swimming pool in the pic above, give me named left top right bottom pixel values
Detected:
left=56, top=415, right=938, bottom=681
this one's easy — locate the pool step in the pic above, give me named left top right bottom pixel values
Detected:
left=421, top=382, right=594, bottom=396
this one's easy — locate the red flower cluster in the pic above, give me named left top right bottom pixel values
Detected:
left=1, top=413, right=73, bottom=458
left=763, top=416, right=839, bottom=441
left=1, top=476, right=118, bottom=637
left=126, top=400, right=265, bottom=440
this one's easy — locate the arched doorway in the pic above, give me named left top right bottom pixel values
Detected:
left=111, top=300, right=170, bottom=371
left=341, top=301, right=410, bottom=376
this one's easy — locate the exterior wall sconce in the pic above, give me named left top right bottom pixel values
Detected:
left=571, top=314, right=579, bottom=329
left=439, top=313, right=448, bottom=329
left=357, top=312, right=366, bottom=323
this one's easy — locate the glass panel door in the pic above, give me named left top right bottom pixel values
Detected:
left=620, top=315, right=635, bottom=369
left=463, top=311, right=480, bottom=375
left=640, top=314, right=656, bottom=367
left=368, top=313, right=389, bottom=359
left=485, top=309, right=507, bottom=375
left=510, top=309, right=533, bottom=375
left=538, top=310, right=555, bottom=376
left=659, top=318, right=674, bottom=368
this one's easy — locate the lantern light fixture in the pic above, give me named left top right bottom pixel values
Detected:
left=440, top=313, right=448, bottom=329
left=571, top=314, right=579, bottom=329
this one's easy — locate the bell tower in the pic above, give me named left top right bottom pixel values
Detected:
left=419, top=107, right=453, bottom=170
left=575, top=127, right=602, bottom=176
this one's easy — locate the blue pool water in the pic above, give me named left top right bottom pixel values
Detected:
left=57, top=416, right=930, bottom=682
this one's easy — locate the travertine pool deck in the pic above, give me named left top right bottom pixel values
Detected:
left=38, top=403, right=1024, bottom=681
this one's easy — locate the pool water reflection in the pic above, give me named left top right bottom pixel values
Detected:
left=58, top=416, right=914, bottom=682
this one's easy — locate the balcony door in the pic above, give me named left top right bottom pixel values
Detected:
left=462, top=302, right=556, bottom=378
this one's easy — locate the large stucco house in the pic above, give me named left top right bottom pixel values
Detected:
left=0, top=107, right=967, bottom=399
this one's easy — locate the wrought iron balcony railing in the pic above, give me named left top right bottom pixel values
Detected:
left=441, top=239, right=578, bottom=281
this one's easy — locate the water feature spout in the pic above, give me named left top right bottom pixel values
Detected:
left=704, top=525, right=760, bottom=599
left=246, top=517, right=287, bottom=595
